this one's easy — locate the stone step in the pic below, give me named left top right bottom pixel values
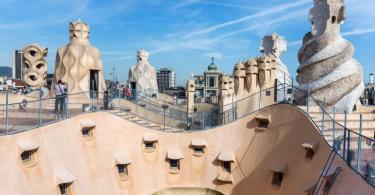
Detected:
left=322, top=128, right=374, bottom=139
left=130, top=118, right=143, bottom=122
left=108, top=109, right=179, bottom=131
left=122, top=115, right=134, bottom=119
left=115, top=113, right=127, bottom=116
left=309, top=113, right=375, bottom=121
left=136, top=120, right=149, bottom=125
left=313, top=121, right=375, bottom=129
left=148, top=123, right=161, bottom=128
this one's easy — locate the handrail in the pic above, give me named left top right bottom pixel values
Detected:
left=313, top=137, right=344, bottom=195
left=1, top=84, right=373, bottom=142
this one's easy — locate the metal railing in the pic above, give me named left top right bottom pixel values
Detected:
left=112, top=84, right=284, bottom=130
left=290, top=83, right=375, bottom=188
left=0, top=90, right=106, bottom=135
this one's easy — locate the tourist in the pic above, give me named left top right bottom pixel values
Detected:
left=125, top=86, right=131, bottom=100
left=122, top=86, right=126, bottom=98
left=54, top=79, right=67, bottom=113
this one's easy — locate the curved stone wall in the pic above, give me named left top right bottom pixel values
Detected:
left=0, top=104, right=372, bottom=194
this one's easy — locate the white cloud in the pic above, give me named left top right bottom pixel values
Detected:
left=288, top=40, right=302, bottom=47
left=148, top=38, right=217, bottom=55
left=102, top=51, right=134, bottom=55
left=172, top=0, right=201, bottom=9
left=342, top=28, right=375, bottom=36
left=184, top=0, right=310, bottom=38
left=343, top=0, right=375, bottom=36
left=204, top=52, right=223, bottom=59
left=184, top=0, right=260, bottom=10
left=105, top=55, right=134, bottom=62
left=217, top=8, right=308, bottom=39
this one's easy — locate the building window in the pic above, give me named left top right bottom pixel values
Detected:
left=20, top=149, right=38, bottom=166
left=305, top=148, right=315, bottom=160
left=81, top=127, right=93, bottom=137
left=272, top=172, right=284, bottom=187
left=59, top=183, right=72, bottom=195
left=143, top=134, right=158, bottom=153
left=209, top=76, right=216, bottom=87
left=17, top=140, right=39, bottom=167
left=115, top=155, right=132, bottom=181
left=167, top=149, right=183, bottom=173
left=80, top=120, right=96, bottom=140
left=145, top=142, right=154, bottom=149
left=206, top=90, right=217, bottom=97
left=191, top=138, right=207, bottom=156
left=144, top=141, right=156, bottom=152
left=117, top=164, right=128, bottom=175
left=170, top=159, right=180, bottom=170
left=266, top=90, right=271, bottom=96
left=258, top=120, right=269, bottom=128
left=255, top=114, right=271, bottom=131
left=302, top=141, right=318, bottom=161
left=193, top=146, right=205, bottom=154
left=217, top=150, right=235, bottom=183
left=144, top=141, right=157, bottom=152
left=287, top=88, right=292, bottom=94
left=117, top=164, right=129, bottom=180
left=21, top=151, right=32, bottom=162
left=270, top=163, right=287, bottom=188
left=223, top=161, right=231, bottom=173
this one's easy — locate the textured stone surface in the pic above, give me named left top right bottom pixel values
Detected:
left=233, top=61, right=245, bottom=96
left=245, top=58, right=258, bottom=92
left=219, top=55, right=277, bottom=119
left=219, top=75, right=233, bottom=106
left=128, top=49, right=158, bottom=96
left=296, top=0, right=364, bottom=112
left=257, top=55, right=276, bottom=89
left=231, top=55, right=276, bottom=99
left=260, top=33, right=291, bottom=84
left=52, top=20, right=106, bottom=95
left=22, top=44, right=48, bottom=88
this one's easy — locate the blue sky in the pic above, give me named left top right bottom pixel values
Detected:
left=0, top=0, right=374, bottom=86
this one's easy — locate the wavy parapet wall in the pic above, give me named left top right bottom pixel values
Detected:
left=296, top=0, right=364, bottom=112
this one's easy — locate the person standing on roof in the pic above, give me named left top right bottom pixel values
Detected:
left=54, top=79, right=67, bottom=113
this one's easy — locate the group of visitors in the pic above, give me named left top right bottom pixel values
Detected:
left=53, top=80, right=135, bottom=113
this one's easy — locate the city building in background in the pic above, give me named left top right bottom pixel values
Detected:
left=12, top=49, right=23, bottom=80
left=0, top=66, right=12, bottom=78
left=163, top=86, right=186, bottom=99
left=193, top=57, right=222, bottom=103
left=157, top=68, right=175, bottom=92
left=361, top=73, right=375, bottom=105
